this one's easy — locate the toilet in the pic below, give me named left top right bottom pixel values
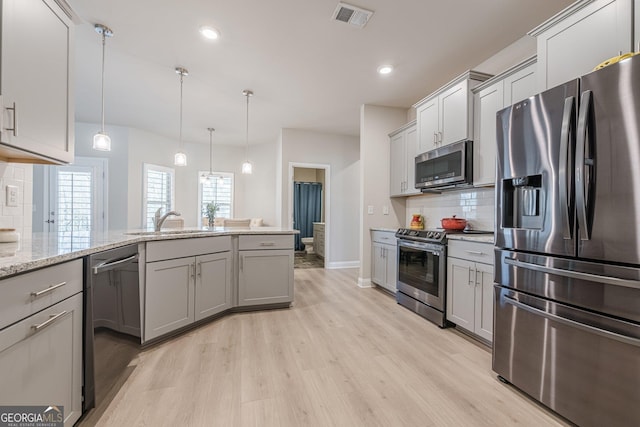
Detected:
left=301, top=237, right=314, bottom=254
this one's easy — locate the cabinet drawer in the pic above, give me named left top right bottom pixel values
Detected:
left=448, top=240, right=493, bottom=264
left=147, top=236, right=231, bottom=262
left=238, top=234, right=294, bottom=250
left=371, top=230, right=397, bottom=245
left=0, top=259, right=83, bottom=330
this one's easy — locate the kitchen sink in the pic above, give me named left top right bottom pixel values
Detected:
left=124, top=228, right=213, bottom=236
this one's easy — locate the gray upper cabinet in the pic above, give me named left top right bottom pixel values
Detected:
left=0, top=0, right=75, bottom=164
left=472, top=57, right=537, bottom=186
left=530, top=0, right=633, bottom=90
left=414, top=70, right=492, bottom=155
left=389, top=121, right=419, bottom=197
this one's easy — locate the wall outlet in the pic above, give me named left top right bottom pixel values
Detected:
left=6, top=185, right=18, bottom=207
left=382, top=205, right=389, bottom=215
left=367, top=205, right=374, bottom=215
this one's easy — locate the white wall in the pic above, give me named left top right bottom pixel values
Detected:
left=359, top=105, right=408, bottom=287
left=239, top=141, right=278, bottom=226
left=279, top=129, right=360, bottom=268
left=75, top=122, right=130, bottom=230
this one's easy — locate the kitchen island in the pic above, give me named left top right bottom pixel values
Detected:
left=0, top=227, right=297, bottom=427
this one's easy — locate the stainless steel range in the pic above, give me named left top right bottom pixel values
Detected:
left=395, top=228, right=447, bottom=327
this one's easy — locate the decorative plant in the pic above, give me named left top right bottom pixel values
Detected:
left=205, top=202, right=220, bottom=227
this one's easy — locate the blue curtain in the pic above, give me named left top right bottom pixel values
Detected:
left=293, top=182, right=322, bottom=251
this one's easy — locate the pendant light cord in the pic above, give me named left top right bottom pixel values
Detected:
left=100, top=31, right=106, bottom=133
left=209, top=128, right=213, bottom=174
left=245, top=93, right=249, bottom=159
left=179, top=73, right=184, bottom=150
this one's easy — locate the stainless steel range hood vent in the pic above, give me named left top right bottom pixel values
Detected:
left=332, top=2, right=374, bottom=28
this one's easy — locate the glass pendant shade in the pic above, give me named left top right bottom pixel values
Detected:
left=174, top=152, right=187, bottom=166
left=93, top=132, right=111, bottom=151
left=241, top=161, right=252, bottom=174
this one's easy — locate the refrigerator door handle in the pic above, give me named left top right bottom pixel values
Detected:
left=503, top=295, right=640, bottom=348
left=504, top=257, right=640, bottom=290
left=576, top=90, right=592, bottom=240
left=559, top=96, right=575, bottom=240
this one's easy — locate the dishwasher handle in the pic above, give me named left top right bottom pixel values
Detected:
left=93, top=253, right=139, bottom=275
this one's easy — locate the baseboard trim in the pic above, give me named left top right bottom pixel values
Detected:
left=357, top=277, right=373, bottom=288
left=326, top=261, right=360, bottom=269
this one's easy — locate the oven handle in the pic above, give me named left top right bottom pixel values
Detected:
left=398, top=240, right=443, bottom=255
left=503, top=295, right=640, bottom=348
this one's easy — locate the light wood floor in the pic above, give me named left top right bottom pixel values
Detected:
left=80, top=268, right=570, bottom=427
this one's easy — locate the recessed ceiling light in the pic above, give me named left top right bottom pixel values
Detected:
left=199, top=26, right=220, bottom=40
left=377, top=65, right=393, bottom=75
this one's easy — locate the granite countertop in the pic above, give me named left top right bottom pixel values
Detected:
left=447, top=233, right=495, bottom=244
left=0, top=227, right=298, bottom=278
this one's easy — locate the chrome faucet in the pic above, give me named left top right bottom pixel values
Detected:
left=154, top=208, right=181, bottom=232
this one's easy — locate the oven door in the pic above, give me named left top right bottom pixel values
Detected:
left=397, top=239, right=446, bottom=311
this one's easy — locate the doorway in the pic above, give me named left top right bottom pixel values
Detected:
left=36, top=156, right=108, bottom=251
left=289, top=163, right=329, bottom=269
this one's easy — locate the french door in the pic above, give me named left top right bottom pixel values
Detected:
left=44, top=157, right=107, bottom=251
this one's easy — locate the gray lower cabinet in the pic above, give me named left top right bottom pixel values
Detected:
left=0, top=259, right=83, bottom=427
left=371, top=230, right=397, bottom=293
left=145, top=257, right=195, bottom=341
left=238, top=235, right=294, bottom=307
left=144, top=236, right=232, bottom=342
left=195, top=252, right=232, bottom=321
left=446, top=240, right=494, bottom=342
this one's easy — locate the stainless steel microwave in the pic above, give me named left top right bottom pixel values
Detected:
left=415, top=140, right=473, bottom=191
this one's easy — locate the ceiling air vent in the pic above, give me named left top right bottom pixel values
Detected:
left=332, top=2, right=374, bottom=28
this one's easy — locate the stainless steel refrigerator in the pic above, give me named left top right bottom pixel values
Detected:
left=494, top=55, right=640, bottom=427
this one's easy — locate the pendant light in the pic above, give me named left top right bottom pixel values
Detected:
left=174, top=67, right=189, bottom=166
left=241, top=89, right=253, bottom=174
left=200, top=127, right=216, bottom=184
left=93, top=24, right=113, bottom=151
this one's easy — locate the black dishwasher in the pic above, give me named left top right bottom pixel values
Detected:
left=83, top=244, right=140, bottom=412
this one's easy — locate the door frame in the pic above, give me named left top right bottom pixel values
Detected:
left=288, top=162, right=330, bottom=267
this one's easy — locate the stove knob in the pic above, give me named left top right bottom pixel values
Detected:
left=433, top=232, right=441, bottom=239
left=426, top=231, right=433, bottom=238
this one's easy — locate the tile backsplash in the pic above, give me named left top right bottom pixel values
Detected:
left=406, top=187, right=495, bottom=231
left=0, top=163, right=33, bottom=239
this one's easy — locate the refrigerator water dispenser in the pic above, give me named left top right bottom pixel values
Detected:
left=501, top=175, right=544, bottom=230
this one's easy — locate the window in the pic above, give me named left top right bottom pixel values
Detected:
left=143, top=163, right=175, bottom=229
left=198, top=172, right=233, bottom=226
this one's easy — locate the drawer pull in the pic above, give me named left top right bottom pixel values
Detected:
left=30, top=281, right=67, bottom=298
left=465, top=250, right=485, bottom=256
left=32, top=311, right=68, bottom=332
left=259, top=242, right=276, bottom=246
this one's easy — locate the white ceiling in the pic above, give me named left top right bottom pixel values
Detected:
left=69, top=0, right=572, bottom=147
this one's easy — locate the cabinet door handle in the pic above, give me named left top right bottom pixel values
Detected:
left=438, top=131, right=443, bottom=143
left=433, top=132, right=437, bottom=144
left=240, top=255, right=243, bottom=271
left=190, top=263, right=196, bottom=281
left=32, top=311, right=68, bottom=332
left=259, top=242, right=276, bottom=246
left=476, top=269, right=480, bottom=286
left=30, top=281, right=67, bottom=298
left=469, top=269, right=475, bottom=285
left=5, top=102, right=17, bottom=136
left=197, top=262, right=201, bottom=278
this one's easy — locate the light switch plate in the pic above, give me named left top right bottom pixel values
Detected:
left=382, top=205, right=389, bottom=215
left=367, top=205, right=374, bottom=215
left=6, top=185, right=17, bottom=207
